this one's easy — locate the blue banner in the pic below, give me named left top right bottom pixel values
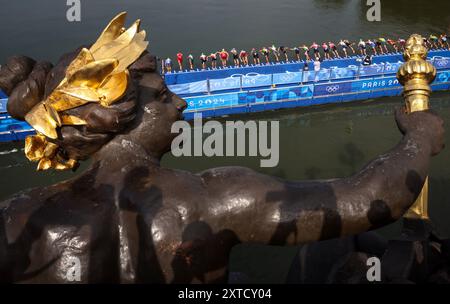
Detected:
left=383, top=62, right=402, bottom=74
left=330, top=67, right=358, bottom=80
left=272, top=72, right=303, bottom=85
left=241, top=74, right=272, bottom=88
left=302, top=69, right=333, bottom=83
left=271, top=85, right=314, bottom=101
left=167, top=83, right=189, bottom=95
left=0, top=90, right=7, bottom=99
left=209, top=76, right=241, bottom=92
left=168, top=80, right=208, bottom=95
left=351, top=77, right=401, bottom=91
left=434, top=58, right=450, bottom=70
left=314, top=82, right=352, bottom=96
left=358, top=64, right=385, bottom=77
left=239, top=90, right=273, bottom=103
left=0, top=98, right=7, bottom=113
left=185, top=93, right=239, bottom=111
left=240, top=85, right=314, bottom=103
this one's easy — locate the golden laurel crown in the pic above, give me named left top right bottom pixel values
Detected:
left=24, top=12, right=148, bottom=171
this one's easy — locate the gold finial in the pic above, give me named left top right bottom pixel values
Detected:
left=23, top=12, right=149, bottom=171
left=397, top=34, right=436, bottom=113
left=397, top=34, right=437, bottom=219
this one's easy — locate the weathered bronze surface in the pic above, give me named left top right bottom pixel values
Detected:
left=397, top=34, right=437, bottom=220
left=0, top=27, right=445, bottom=283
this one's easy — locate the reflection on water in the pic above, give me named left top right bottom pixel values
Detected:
left=1, top=0, right=449, bottom=63
left=381, top=0, right=450, bottom=30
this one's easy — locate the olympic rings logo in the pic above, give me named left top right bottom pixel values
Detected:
left=326, top=85, right=340, bottom=93
left=281, top=75, right=295, bottom=82
left=436, top=59, right=449, bottom=67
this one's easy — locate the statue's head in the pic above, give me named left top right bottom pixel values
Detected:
left=0, top=12, right=186, bottom=171
left=110, top=54, right=187, bottom=161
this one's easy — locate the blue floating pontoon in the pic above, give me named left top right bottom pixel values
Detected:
left=1, top=50, right=450, bottom=142
left=165, top=50, right=450, bottom=120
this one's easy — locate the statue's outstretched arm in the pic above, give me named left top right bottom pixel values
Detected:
left=324, top=108, right=443, bottom=237
left=200, top=108, right=444, bottom=245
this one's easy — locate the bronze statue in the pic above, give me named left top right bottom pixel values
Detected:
left=0, top=14, right=445, bottom=283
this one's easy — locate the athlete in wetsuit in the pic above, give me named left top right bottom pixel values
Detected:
left=339, top=40, right=349, bottom=58
left=344, top=40, right=356, bottom=54
left=376, top=38, right=388, bottom=54
left=380, top=38, right=389, bottom=53
left=397, top=38, right=406, bottom=51
left=292, top=46, right=301, bottom=61
left=251, top=48, right=261, bottom=65
left=387, top=39, right=398, bottom=53
left=322, top=42, right=330, bottom=60
left=329, top=42, right=339, bottom=58
left=367, top=39, right=377, bottom=55
left=375, top=39, right=383, bottom=54
left=270, top=45, right=280, bottom=62
left=230, top=48, right=239, bottom=67
left=164, top=57, right=172, bottom=73
left=209, top=52, right=218, bottom=69
left=301, top=45, right=311, bottom=61
left=429, top=35, right=439, bottom=49
left=310, top=42, right=320, bottom=60
left=219, top=49, right=229, bottom=68
left=279, top=46, right=289, bottom=62
left=188, top=54, right=194, bottom=70
left=176, top=52, right=183, bottom=71
left=199, top=53, right=207, bottom=70
left=239, top=50, right=248, bottom=66
left=358, top=39, right=367, bottom=56
left=440, top=34, right=449, bottom=49
left=261, top=47, right=270, bottom=64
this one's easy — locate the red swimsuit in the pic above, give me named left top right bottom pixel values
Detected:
left=176, top=53, right=183, bottom=64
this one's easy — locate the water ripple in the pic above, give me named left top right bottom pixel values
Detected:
left=0, top=148, right=18, bottom=155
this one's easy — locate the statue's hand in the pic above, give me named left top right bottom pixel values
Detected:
left=395, top=106, right=445, bottom=156
left=0, top=56, right=53, bottom=120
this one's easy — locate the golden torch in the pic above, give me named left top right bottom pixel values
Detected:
left=397, top=34, right=437, bottom=219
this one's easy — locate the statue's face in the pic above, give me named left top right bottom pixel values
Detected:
left=125, top=66, right=187, bottom=158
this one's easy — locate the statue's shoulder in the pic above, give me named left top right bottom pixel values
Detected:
left=0, top=184, right=60, bottom=210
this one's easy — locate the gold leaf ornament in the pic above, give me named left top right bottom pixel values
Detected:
left=23, top=12, right=148, bottom=170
